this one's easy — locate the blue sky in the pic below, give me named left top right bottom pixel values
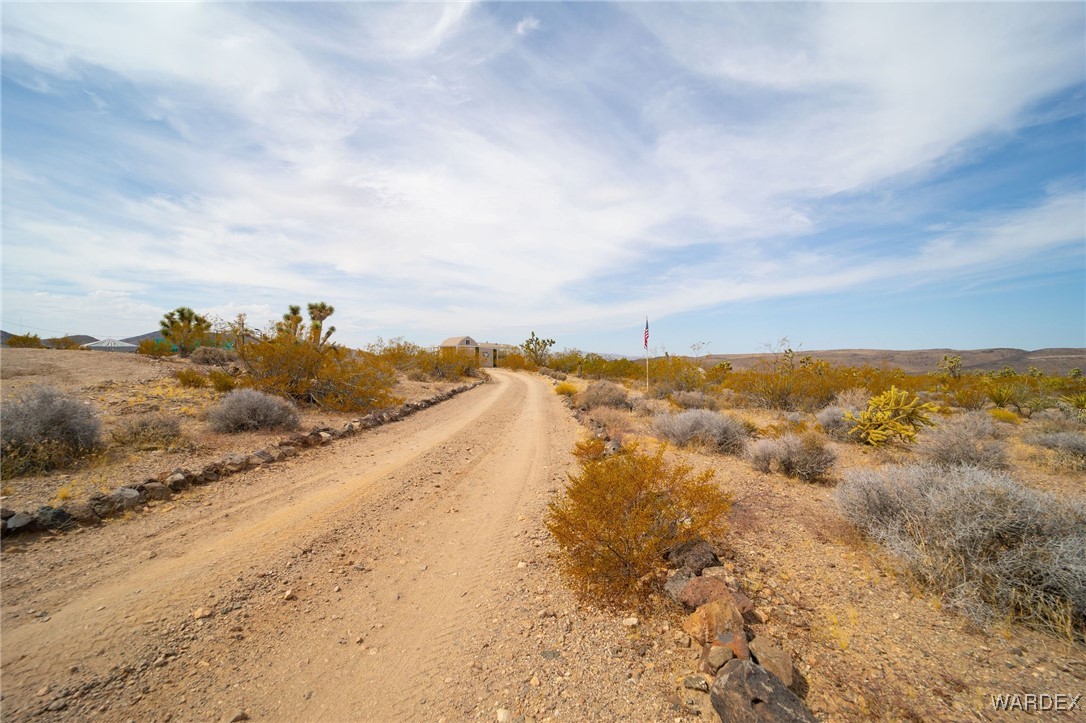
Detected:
left=2, top=2, right=1084, bottom=357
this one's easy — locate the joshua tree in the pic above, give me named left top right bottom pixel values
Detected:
left=159, top=307, right=211, bottom=357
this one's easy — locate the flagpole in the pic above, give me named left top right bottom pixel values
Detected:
left=644, top=317, right=650, bottom=393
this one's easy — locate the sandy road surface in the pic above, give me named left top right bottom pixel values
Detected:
left=3, top=370, right=688, bottom=722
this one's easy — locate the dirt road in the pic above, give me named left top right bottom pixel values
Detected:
left=2, top=370, right=695, bottom=721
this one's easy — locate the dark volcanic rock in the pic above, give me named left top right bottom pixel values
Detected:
left=666, top=538, right=720, bottom=574
left=710, top=659, right=817, bottom=723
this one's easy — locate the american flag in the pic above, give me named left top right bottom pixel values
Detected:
left=643, top=318, right=649, bottom=350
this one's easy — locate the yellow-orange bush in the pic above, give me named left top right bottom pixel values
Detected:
left=175, top=368, right=209, bottom=388
left=6, top=333, right=44, bottom=348
left=546, top=443, right=732, bottom=607
left=497, top=351, right=535, bottom=371
left=208, top=368, right=236, bottom=392
left=554, top=381, right=578, bottom=397
left=138, top=339, right=173, bottom=357
left=240, top=303, right=401, bottom=413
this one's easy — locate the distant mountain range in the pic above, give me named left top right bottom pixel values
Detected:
left=1, top=330, right=165, bottom=348
left=699, top=347, right=1086, bottom=377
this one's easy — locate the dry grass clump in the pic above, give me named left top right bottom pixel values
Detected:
left=175, top=368, right=209, bottom=388
left=670, top=390, right=718, bottom=410
left=835, top=464, right=1086, bottom=639
left=190, top=346, right=238, bottom=365
left=578, top=381, right=631, bottom=410
left=653, top=409, right=747, bottom=455
left=1, top=385, right=102, bottom=477
left=111, top=413, right=183, bottom=451
left=918, top=412, right=1008, bottom=470
left=208, top=389, right=299, bottom=433
left=546, top=442, right=732, bottom=606
left=1026, top=431, right=1086, bottom=471
left=749, top=433, right=836, bottom=482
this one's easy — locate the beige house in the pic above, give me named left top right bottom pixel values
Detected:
left=439, top=335, right=513, bottom=368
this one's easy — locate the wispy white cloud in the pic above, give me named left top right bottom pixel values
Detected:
left=516, top=16, right=540, bottom=36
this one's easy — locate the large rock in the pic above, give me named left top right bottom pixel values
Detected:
left=710, top=659, right=817, bottom=723
left=683, top=599, right=748, bottom=659
left=666, top=539, right=720, bottom=574
left=140, top=482, right=172, bottom=501
left=59, top=500, right=101, bottom=526
left=680, top=576, right=740, bottom=610
left=3, top=512, right=40, bottom=536
left=35, top=506, right=75, bottom=530
left=665, top=567, right=697, bottom=602
left=749, top=637, right=795, bottom=691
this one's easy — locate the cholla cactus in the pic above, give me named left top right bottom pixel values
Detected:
left=845, top=386, right=938, bottom=446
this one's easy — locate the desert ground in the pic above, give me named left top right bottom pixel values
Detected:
left=1, top=349, right=1084, bottom=721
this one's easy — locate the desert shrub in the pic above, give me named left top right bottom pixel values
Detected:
left=988, top=408, right=1021, bottom=425
left=46, top=337, right=84, bottom=350
left=208, top=368, right=236, bottom=392
left=670, top=390, right=717, bottom=410
left=653, top=409, right=747, bottom=455
left=1026, top=432, right=1086, bottom=470
left=6, top=333, right=45, bottom=348
left=539, top=367, right=568, bottom=381
left=943, top=377, right=989, bottom=411
left=418, top=349, right=479, bottom=380
left=546, top=443, right=732, bottom=605
left=835, top=465, right=1086, bottom=639
left=579, top=381, right=631, bottom=410
left=191, top=346, right=237, bottom=365
left=587, top=406, right=633, bottom=437
left=649, top=356, right=706, bottom=396
left=554, top=381, right=578, bottom=398
left=1057, top=393, right=1086, bottom=424
left=987, top=384, right=1019, bottom=409
left=138, top=339, right=173, bottom=357
left=175, top=368, right=209, bottom=388
left=918, top=412, right=1007, bottom=470
left=748, top=433, right=836, bottom=482
left=845, top=386, right=938, bottom=446
left=112, top=413, right=183, bottom=450
left=497, top=351, right=535, bottom=371
left=207, top=389, right=299, bottom=433
left=832, top=387, right=871, bottom=410
left=816, top=405, right=860, bottom=441
left=240, top=304, right=400, bottom=412
left=549, top=348, right=585, bottom=374
left=1, top=386, right=102, bottom=477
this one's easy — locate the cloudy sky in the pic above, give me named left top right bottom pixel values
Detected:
left=3, top=2, right=1084, bottom=356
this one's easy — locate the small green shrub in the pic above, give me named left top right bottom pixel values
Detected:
left=748, top=433, right=836, bottom=482
left=835, top=465, right=1086, bottom=639
left=112, top=413, right=183, bottom=450
left=175, top=368, right=209, bottom=388
left=578, top=381, right=631, bottom=410
left=1, top=386, right=102, bottom=477
left=845, top=386, right=937, bottom=446
left=208, top=389, right=299, bottom=433
left=546, top=443, right=732, bottom=606
left=653, top=409, right=747, bottom=455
